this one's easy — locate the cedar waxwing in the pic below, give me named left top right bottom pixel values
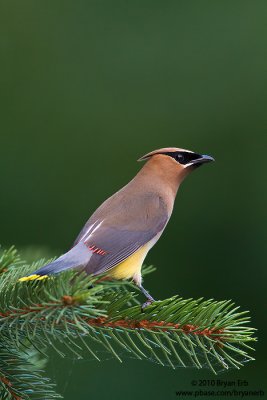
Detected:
left=19, top=147, right=214, bottom=308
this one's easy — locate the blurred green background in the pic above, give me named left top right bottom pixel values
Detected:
left=1, top=1, right=266, bottom=399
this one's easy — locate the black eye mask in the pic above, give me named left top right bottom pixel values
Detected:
left=163, top=151, right=201, bottom=165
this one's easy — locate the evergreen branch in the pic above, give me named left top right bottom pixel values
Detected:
left=0, top=345, right=62, bottom=399
left=0, top=246, right=257, bottom=399
left=0, top=246, right=22, bottom=274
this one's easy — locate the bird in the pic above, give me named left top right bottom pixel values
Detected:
left=19, top=147, right=214, bottom=308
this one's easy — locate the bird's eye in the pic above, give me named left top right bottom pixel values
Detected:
left=175, top=153, right=185, bottom=164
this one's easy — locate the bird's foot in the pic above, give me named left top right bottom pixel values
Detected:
left=141, top=298, right=155, bottom=311
left=138, top=283, right=156, bottom=311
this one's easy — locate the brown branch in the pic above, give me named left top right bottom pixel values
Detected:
left=87, top=316, right=224, bottom=339
left=0, top=295, right=225, bottom=341
left=0, top=375, right=22, bottom=400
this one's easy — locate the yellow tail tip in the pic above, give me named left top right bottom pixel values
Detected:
left=18, top=274, right=48, bottom=282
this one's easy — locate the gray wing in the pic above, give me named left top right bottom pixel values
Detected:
left=74, top=193, right=169, bottom=276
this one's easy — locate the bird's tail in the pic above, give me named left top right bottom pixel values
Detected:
left=18, top=242, right=92, bottom=282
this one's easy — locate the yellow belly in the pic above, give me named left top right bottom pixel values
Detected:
left=107, top=243, right=150, bottom=281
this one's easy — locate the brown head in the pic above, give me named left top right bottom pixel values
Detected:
left=137, top=147, right=214, bottom=196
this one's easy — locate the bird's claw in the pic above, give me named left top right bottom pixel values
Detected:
left=141, top=299, right=155, bottom=311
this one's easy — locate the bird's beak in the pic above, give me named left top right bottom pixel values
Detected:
left=188, top=154, right=215, bottom=167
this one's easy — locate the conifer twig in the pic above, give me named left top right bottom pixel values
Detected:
left=0, top=246, right=256, bottom=399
